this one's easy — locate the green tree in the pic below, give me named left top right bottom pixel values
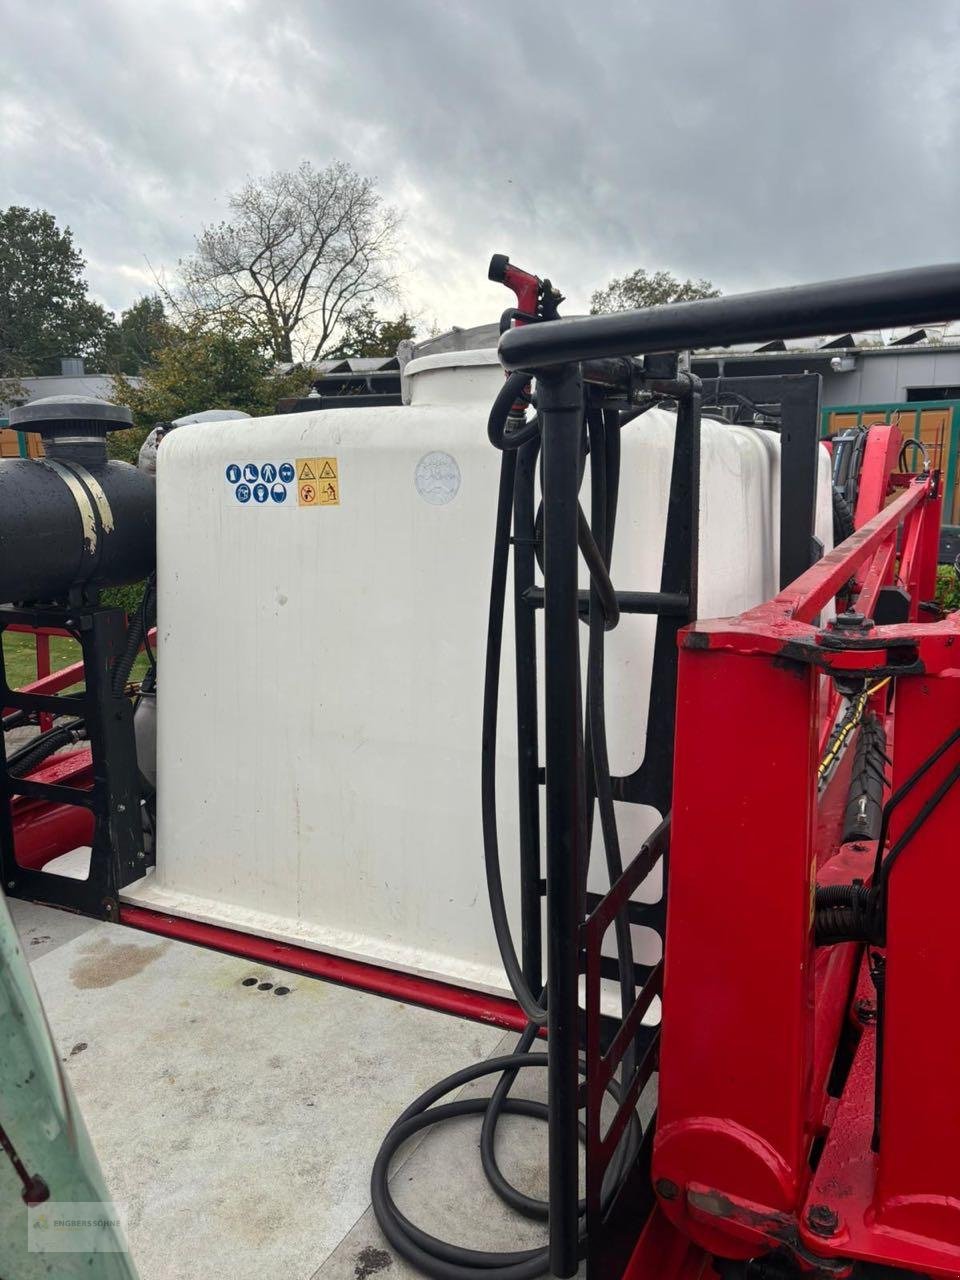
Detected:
left=0, top=206, right=113, bottom=375
left=322, top=302, right=415, bottom=360
left=98, top=295, right=172, bottom=374
left=109, top=320, right=312, bottom=462
left=590, top=267, right=720, bottom=314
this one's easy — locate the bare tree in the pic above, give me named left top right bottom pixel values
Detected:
left=178, top=161, right=401, bottom=362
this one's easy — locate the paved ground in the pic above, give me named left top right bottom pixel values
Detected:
left=11, top=901, right=622, bottom=1280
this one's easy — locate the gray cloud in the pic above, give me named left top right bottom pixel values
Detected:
left=3, top=0, right=959, bottom=332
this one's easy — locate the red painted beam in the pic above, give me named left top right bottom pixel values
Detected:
left=118, top=905, right=530, bottom=1034
left=5, top=626, right=158, bottom=711
left=854, top=422, right=902, bottom=529
left=11, top=750, right=95, bottom=869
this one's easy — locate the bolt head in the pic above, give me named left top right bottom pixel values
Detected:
left=807, top=1203, right=839, bottom=1236
left=655, top=1178, right=680, bottom=1201
left=832, top=609, right=872, bottom=631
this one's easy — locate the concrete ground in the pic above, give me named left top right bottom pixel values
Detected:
left=10, top=901, right=644, bottom=1280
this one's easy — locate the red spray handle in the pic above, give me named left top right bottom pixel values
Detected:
left=488, top=254, right=542, bottom=325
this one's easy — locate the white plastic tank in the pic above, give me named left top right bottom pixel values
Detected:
left=126, top=349, right=833, bottom=994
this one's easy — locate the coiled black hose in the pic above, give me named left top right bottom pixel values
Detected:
left=814, top=883, right=881, bottom=946
left=371, top=384, right=642, bottom=1278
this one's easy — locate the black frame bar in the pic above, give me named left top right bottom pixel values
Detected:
left=0, top=603, right=147, bottom=919
left=539, top=364, right=587, bottom=1277
left=612, top=381, right=700, bottom=813
left=701, top=373, right=823, bottom=590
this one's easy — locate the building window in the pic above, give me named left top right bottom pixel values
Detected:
left=906, top=386, right=960, bottom=402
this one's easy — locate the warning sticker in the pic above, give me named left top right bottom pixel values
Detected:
left=296, top=457, right=339, bottom=507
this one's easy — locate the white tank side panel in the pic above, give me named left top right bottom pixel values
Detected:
left=147, top=380, right=831, bottom=994
left=152, top=405, right=522, bottom=991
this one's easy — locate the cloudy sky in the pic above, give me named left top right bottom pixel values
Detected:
left=3, top=0, right=959, bottom=335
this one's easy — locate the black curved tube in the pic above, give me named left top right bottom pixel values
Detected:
left=7, top=719, right=85, bottom=778
left=577, top=507, right=619, bottom=630
left=488, top=371, right=540, bottom=451
left=374, top=379, right=645, bottom=1279
left=371, top=1025, right=639, bottom=1280
left=499, top=262, right=960, bottom=370
left=111, top=575, right=156, bottom=697
left=481, top=449, right=548, bottom=1026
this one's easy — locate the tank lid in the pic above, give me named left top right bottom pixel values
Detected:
left=171, top=408, right=252, bottom=426
left=10, top=395, right=133, bottom=434
left=403, top=348, right=501, bottom=379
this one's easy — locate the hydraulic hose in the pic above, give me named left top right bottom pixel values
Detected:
left=372, top=378, right=645, bottom=1278
left=487, top=372, right=539, bottom=451
left=7, top=719, right=86, bottom=778
left=481, top=448, right=547, bottom=1026
left=111, top=575, right=155, bottom=697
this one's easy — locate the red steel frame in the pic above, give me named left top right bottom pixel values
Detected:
left=653, top=451, right=960, bottom=1275
left=2, top=623, right=78, bottom=731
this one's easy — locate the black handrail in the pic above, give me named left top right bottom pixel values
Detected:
left=498, top=263, right=960, bottom=370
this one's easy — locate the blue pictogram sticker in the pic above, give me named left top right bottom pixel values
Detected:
left=261, top=463, right=277, bottom=484
left=235, top=483, right=251, bottom=504
left=279, top=462, right=295, bottom=483
left=253, top=482, right=269, bottom=504
left=271, top=483, right=287, bottom=504
left=226, top=463, right=241, bottom=484
left=243, top=463, right=259, bottom=482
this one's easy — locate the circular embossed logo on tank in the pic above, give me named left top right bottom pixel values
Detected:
left=415, top=451, right=461, bottom=506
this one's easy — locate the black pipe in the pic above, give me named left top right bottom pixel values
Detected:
left=539, top=363, right=585, bottom=1279
left=499, top=263, right=960, bottom=370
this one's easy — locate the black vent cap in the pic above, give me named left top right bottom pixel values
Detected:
left=10, top=395, right=133, bottom=435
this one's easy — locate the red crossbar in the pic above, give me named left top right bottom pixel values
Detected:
left=749, top=478, right=930, bottom=625
left=119, top=905, right=529, bottom=1034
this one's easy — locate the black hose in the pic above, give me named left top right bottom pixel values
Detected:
left=488, top=372, right=540, bottom=451
left=481, top=449, right=546, bottom=1026
left=372, top=383, right=644, bottom=1278
left=110, top=576, right=155, bottom=697
left=898, top=437, right=929, bottom=473
left=814, top=883, right=881, bottom=946
left=3, top=709, right=34, bottom=733
left=577, top=507, right=619, bottom=629
left=7, top=719, right=85, bottom=778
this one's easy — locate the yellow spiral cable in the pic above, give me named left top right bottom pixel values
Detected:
left=818, top=677, right=891, bottom=782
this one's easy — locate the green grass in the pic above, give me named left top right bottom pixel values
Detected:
left=937, top=564, right=960, bottom=613
left=2, top=631, right=149, bottom=693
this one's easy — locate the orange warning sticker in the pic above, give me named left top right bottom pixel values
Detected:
left=296, top=457, right=339, bottom=507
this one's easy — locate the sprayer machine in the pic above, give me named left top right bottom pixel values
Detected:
left=1, top=255, right=960, bottom=1280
